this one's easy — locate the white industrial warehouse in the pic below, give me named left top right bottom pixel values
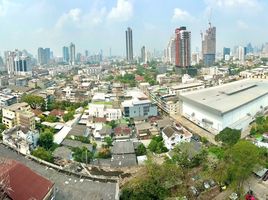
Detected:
left=179, top=79, right=268, bottom=134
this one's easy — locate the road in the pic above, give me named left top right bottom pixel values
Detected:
left=0, top=144, right=118, bottom=200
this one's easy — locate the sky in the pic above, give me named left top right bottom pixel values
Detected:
left=0, top=0, right=267, bottom=57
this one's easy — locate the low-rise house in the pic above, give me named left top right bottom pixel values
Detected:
left=111, top=141, right=137, bottom=167
left=162, top=125, right=192, bottom=150
left=49, top=109, right=65, bottom=118
left=53, top=146, right=72, bottom=165
left=99, top=126, right=112, bottom=140
left=156, top=118, right=173, bottom=131
left=135, top=122, right=152, bottom=139
left=0, top=160, right=55, bottom=200
left=68, top=125, right=90, bottom=138
left=2, top=126, right=39, bottom=154
left=114, top=124, right=131, bottom=140
left=62, top=139, right=93, bottom=151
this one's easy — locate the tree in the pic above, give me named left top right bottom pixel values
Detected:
left=63, top=111, right=74, bottom=122
left=72, top=147, right=93, bottom=164
left=120, top=160, right=186, bottom=200
left=107, top=120, right=117, bottom=129
left=104, top=136, right=113, bottom=147
left=215, top=127, right=241, bottom=146
left=38, top=130, right=54, bottom=150
left=214, top=140, right=262, bottom=194
left=97, top=147, right=111, bottom=158
left=148, top=136, right=168, bottom=154
left=31, top=147, right=54, bottom=162
left=21, top=94, right=45, bottom=109
left=136, top=143, right=147, bottom=156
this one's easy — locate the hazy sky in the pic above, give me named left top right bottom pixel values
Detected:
left=0, top=0, right=267, bottom=57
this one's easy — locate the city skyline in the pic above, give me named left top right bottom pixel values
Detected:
left=0, top=0, right=268, bottom=56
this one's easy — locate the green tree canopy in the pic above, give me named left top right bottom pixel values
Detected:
left=148, top=136, right=168, bottom=154
left=136, top=143, right=147, bottom=156
left=104, top=136, right=113, bottom=147
left=38, top=130, right=54, bottom=150
left=120, top=160, right=185, bottom=200
left=63, top=111, right=75, bottom=122
left=215, top=127, right=241, bottom=146
left=21, top=94, right=45, bottom=109
left=213, top=140, right=263, bottom=194
left=31, top=147, right=54, bottom=162
left=72, top=147, right=93, bottom=164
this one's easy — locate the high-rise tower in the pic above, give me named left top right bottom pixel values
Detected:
left=201, top=23, right=216, bottom=67
left=175, top=27, right=191, bottom=68
left=69, top=42, right=76, bottom=65
left=125, top=27, right=133, bottom=62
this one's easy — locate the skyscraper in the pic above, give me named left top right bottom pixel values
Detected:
left=201, top=23, right=216, bottom=67
left=62, top=46, right=69, bottom=62
left=5, top=50, right=31, bottom=75
left=223, top=47, right=231, bottom=60
left=125, top=27, right=133, bottom=62
left=141, top=46, right=146, bottom=63
left=175, top=27, right=191, bottom=68
left=38, top=47, right=50, bottom=65
left=69, top=42, right=75, bottom=65
left=238, top=46, right=246, bottom=62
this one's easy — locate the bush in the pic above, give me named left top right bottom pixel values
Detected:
left=96, top=148, right=111, bottom=158
left=215, top=127, right=241, bottom=146
left=72, top=147, right=93, bottom=163
left=148, top=136, right=168, bottom=154
left=63, top=111, right=75, bottom=122
left=38, top=130, right=54, bottom=150
left=136, top=143, right=147, bottom=156
left=32, top=147, right=54, bottom=163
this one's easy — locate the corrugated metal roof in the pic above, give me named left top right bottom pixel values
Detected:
left=0, top=159, right=54, bottom=200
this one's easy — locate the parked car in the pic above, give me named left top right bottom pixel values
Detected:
left=190, top=186, right=199, bottom=196
left=203, top=181, right=210, bottom=189
left=209, top=179, right=216, bottom=187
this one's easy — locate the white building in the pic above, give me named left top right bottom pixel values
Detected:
left=179, top=79, right=268, bottom=134
left=3, top=126, right=39, bottom=154
left=87, top=103, right=122, bottom=121
left=162, top=125, right=192, bottom=150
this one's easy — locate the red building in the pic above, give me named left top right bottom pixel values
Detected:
left=175, top=26, right=191, bottom=68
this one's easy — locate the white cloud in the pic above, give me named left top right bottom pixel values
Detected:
left=56, top=8, right=82, bottom=28
left=172, top=8, right=192, bottom=21
left=237, top=20, right=249, bottom=29
left=107, top=0, right=133, bottom=22
left=205, top=0, right=261, bottom=10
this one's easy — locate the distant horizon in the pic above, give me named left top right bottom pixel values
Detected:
left=0, top=0, right=268, bottom=57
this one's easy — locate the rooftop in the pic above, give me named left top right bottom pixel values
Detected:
left=62, top=139, right=93, bottom=151
left=0, top=159, right=54, bottom=200
left=53, top=146, right=72, bottom=160
left=68, top=125, right=88, bottom=137
left=179, top=79, right=268, bottom=116
left=5, top=102, right=29, bottom=111
left=112, top=141, right=135, bottom=155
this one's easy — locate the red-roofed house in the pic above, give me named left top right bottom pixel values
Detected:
left=114, top=125, right=131, bottom=139
left=49, top=109, right=65, bottom=117
left=0, top=159, right=55, bottom=200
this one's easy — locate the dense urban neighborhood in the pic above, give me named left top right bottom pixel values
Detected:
left=1, top=1, right=268, bottom=200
